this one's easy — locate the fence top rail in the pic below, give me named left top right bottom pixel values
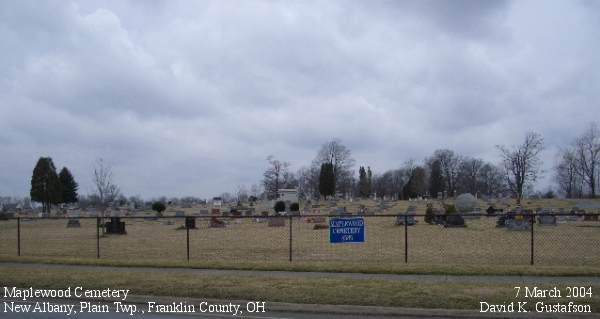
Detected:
left=1, top=212, right=599, bottom=220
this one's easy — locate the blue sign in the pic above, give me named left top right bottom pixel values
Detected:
left=329, top=218, right=365, bottom=243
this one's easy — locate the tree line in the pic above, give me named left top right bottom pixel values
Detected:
left=20, top=122, right=600, bottom=212
left=262, top=123, right=600, bottom=203
left=555, top=123, right=600, bottom=198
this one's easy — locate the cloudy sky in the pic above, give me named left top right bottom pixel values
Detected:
left=1, top=0, right=599, bottom=198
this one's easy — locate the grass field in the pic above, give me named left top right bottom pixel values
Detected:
left=1, top=198, right=599, bottom=271
left=2, top=266, right=599, bottom=310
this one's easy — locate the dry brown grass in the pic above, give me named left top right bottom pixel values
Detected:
left=1, top=199, right=598, bottom=268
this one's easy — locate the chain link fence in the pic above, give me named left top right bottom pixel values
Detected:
left=0, top=214, right=599, bottom=266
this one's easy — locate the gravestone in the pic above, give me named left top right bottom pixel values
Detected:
left=313, top=223, right=329, bottom=230
left=199, top=209, right=209, bottom=216
left=432, top=209, right=446, bottom=225
left=230, top=209, right=242, bottom=218
left=306, top=216, right=327, bottom=224
left=105, top=217, right=126, bottom=234
left=209, top=216, right=225, bottom=228
left=444, top=214, right=466, bottom=228
left=584, top=214, right=599, bottom=221
left=537, top=214, right=557, bottom=226
left=66, top=218, right=81, bottom=228
left=175, top=211, right=185, bottom=218
left=487, top=206, right=502, bottom=215
left=396, top=214, right=417, bottom=226
left=455, top=193, right=477, bottom=212
left=268, top=216, right=286, bottom=227
left=185, top=216, right=197, bottom=229
left=211, top=208, right=220, bottom=215
left=505, top=214, right=531, bottom=230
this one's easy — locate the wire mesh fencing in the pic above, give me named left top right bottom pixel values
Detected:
left=0, top=213, right=599, bottom=266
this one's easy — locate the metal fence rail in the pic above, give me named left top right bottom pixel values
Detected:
left=0, top=214, right=598, bottom=266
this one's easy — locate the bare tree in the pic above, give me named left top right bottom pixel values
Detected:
left=263, top=155, right=290, bottom=200
left=573, top=123, right=600, bottom=198
left=92, top=158, right=120, bottom=214
left=312, top=139, right=355, bottom=196
left=555, top=148, right=583, bottom=198
left=235, top=185, right=249, bottom=203
left=457, top=157, right=484, bottom=195
left=478, top=163, right=505, bottom=197
left=249, top=183, right=261, bottom=198
left=297, top=166, right=320, bottom=200
left=497, top=132, right=544, bottom=205
left=431, top=149, right=462, bottom=197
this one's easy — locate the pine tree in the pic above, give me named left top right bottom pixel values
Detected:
left=428, top=159, right=445, bottom=198
left=30, top=157, right=62, bottom=213
left=59, top=167, right=79, bottom=204
left=403, top=166, right=426, bottom=199
left=358, top=166, right=368, bottom=198
left=367, top=166, right=372, bottom=196
left=319, top=163, right=335, bottom=199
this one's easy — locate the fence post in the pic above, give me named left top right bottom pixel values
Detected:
left=289, top=215, right=293, bottom=262
left=530, top=214, right=534, bottom=265
left=17, top=217, right=21, bottom=257
left=186, top=222, right=190, bottom=262
left=404, top=214, right=408, bottom=263
left=96, top=217, right=100, bottom=259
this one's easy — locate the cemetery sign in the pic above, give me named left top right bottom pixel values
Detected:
left=329, top=217, right=365, bottom=243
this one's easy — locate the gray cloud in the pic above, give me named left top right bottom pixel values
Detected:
left=0, top=0, right=598, bottom=198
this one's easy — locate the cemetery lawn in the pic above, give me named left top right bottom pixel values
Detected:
left=1, top=198, right=599, bottom=276
left=2, top=265, right=600, bottom=310
left=2, top=257, right=600, bottom=277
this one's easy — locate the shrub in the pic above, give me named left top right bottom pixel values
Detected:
left=152, top=202, right=166, bottom=217
left=444, top=204, right=457, bottom=215
left=290, top=202, right=300, bottom=212
left=274, top=201, right=286, bottom=213
left=425, top=206, right=435, bottom=224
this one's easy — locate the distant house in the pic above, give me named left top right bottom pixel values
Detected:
left=212, top=197, right=222, bottom=207
left=276, top=189, right=298, bottom=203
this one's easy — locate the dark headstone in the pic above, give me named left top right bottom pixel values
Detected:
left=485, top=206, right=504, bottom=216
left=185, top=216, right=197, bottom=229
left=209, top=217, right=225, bottom=228
left=396, top=214, right=417, bottom=226
left=432, top=210, right=446, bottom=225
left=105, top=217, right=126, bottom=234
left=444, top=214, right=466, bottom=228
left=66, top=218, right=81, bottom=228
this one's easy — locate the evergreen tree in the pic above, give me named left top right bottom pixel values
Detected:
left=30, top=157, right=62, bottom=213
left=59, top=167, right=78, bottom=204
left=319, top=163, right=335, bottom=199
left=367, top=166, right=372, bottom=196
left=358, top=166, right=368, bottom=198
left=403, top=166, right=426, bottom=199
left=428, top=159, right=444, bottom=198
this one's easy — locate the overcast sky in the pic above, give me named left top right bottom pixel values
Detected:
left=1, top=0, right=599, bottom=198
